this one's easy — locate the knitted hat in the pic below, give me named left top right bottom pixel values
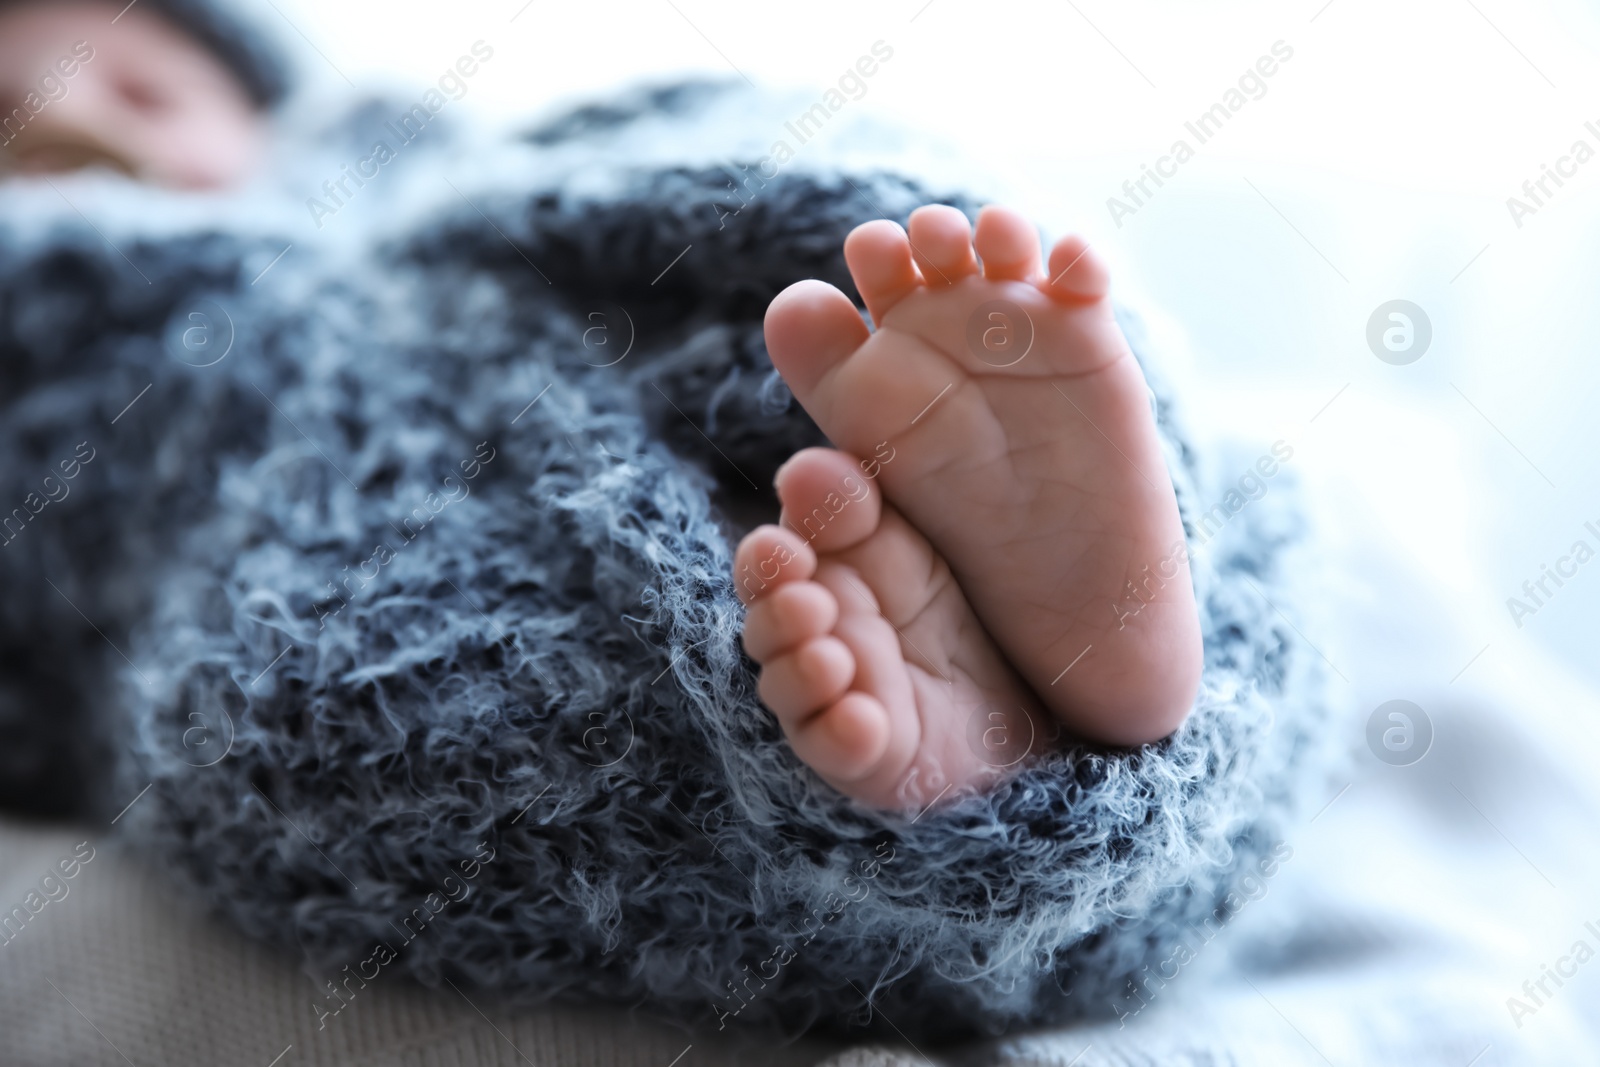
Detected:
left=142, top=0, right=291, bottom=107
left=2, top=0, right=291, bottom=108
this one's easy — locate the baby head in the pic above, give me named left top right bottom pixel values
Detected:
left=0, top=0, right=287, bottom=189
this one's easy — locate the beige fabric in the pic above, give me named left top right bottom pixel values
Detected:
left=0, top=821, right=844, bottom=1067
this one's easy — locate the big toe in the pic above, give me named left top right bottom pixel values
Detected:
left=764, top=279, right=871, bottom=402
left=775, top=447, right=883, bottom=554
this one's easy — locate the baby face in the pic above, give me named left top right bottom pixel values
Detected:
left=0, top=0, right=263, bottom=189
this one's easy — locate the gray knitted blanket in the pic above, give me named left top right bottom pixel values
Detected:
left=0, top=80, right=1327, bottom=1043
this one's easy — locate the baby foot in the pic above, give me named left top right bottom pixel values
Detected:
left=735, top=447, right=1050, bottom=811
left=743, top=204, right=1200, bottom=806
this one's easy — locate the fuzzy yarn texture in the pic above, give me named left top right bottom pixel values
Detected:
left=0, top=80, right=1328, bottom=1043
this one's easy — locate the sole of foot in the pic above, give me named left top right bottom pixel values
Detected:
left=735, top=446, right=1052, bottom=811
left=739, top=204, right=1201, bottom=808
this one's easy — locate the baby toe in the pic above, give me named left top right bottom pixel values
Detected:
left=843, top=219, right=923, bottom=326
left=733, top=524, right=817, bottom=605
left=764, top=280, right=872, bottom=401
left=906, top=204, right=978, bottom=286
left=785, top=692, right=891, bottom=784
left=775, top=448, right=883, bottom=555
left=1043, top=234, right=1111, bottom=302
left=757, top=636, right=856, bottom=721
left=741, top=580, right=838, bottom=662
left=973, top=205, right=1043, bottom=282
